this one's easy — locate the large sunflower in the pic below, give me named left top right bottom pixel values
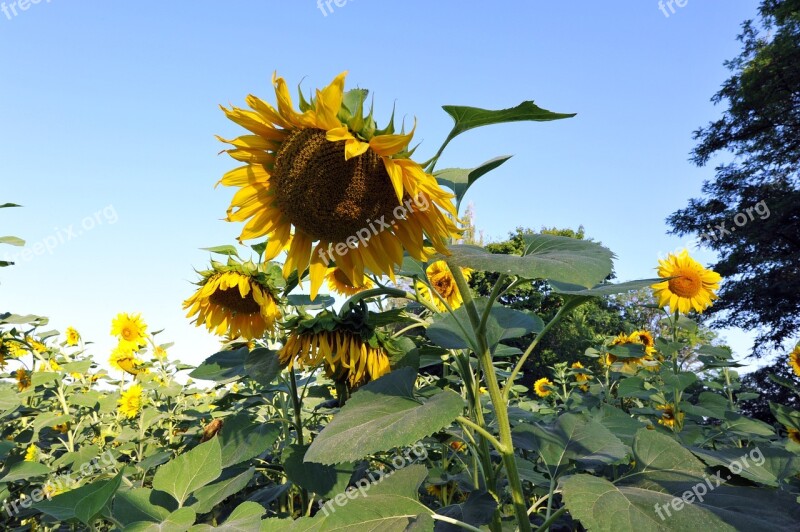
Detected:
left=218, top=72, right=461, bottom=299
left=278, top=310, right=393, bottom=387
left=184, top=259, right=282, bottom=340
left=651, top=250, right=722, bottom=314
left=416, top=260, right=473, bottom=311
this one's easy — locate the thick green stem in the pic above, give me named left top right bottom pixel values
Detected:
left=449, top=264, right=531, bottom=532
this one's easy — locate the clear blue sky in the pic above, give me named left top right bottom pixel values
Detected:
left=0, top=1, right=767, bottom=370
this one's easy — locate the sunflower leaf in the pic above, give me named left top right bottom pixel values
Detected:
left=304, top=367, right=464, bottom=464
left=200, top=245, right=240, bottom=258
left=0, top=236, right=24, bottom=246
left=434, top=156, right=512, bottom=210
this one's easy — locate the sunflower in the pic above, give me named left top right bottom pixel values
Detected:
left=787, top=427, right=800, bottom=445
left=656, top=403, right=684, bottom=430
left=788, top=345, right=800, bottom=378
left=218, top=72, right=461, bottom=299
left=602, top=331, right=660, bottom=373
left=534, top=377, right=553, bottom=398
left=118, top=383, right=143, bottom=419
left=53, top=423, right=69, bottom=434
left=16, top=369, right=31, bottom=391
left=184, top=259, right=282, bottom=340
left=278, top=310, right=394, bottom=387
left=415, top=260, right=472, bottom=311
left=325, top=267, right=374, bottom=297
left=109, top=344, right=144, bottom=376
left=111, top=313, right=148, bottom=350
left=651, top=250, right=722, bottom=314
left=571, top=361, right=590, bottom=391
left=24, top=444, right=39, bottom=462
left=65, top=327, right=80, bottom=346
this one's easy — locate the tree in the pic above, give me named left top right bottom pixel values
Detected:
left=667, top=0, right=800, bottom=355
left=740, top=359, right=800, bottom=423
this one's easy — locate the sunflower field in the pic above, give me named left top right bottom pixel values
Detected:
left=2, top=72, right=800, bottom=532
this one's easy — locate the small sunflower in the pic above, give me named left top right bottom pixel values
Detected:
left=788, top=345, right=800, bottom=378
left=278, top=310, right=394, bottom=387
left=118, top=383, right=143, bottom=419
left=24, top=444, right=39, bottom=462
left=16, top=369, right=31, bottom=391
left=109, top=343, right=144, bottom=376
left=184, top=259, right=282, bottom=340
left=415, top=260, right=472, bottom=311
left=218, top=71, right=461, bottom=299
left=111, top=313, right=148, bottom=350
left=602, top=331, right=659, bottom=373
left=651, top=250, right=722, bottom=314
left=533, top=377, right=553, bottom=398
left=153, top=346, right=168, bottom=361
left=53, top=423, right=69, bottom=434
left=656, top=403, right=684, bottom=430
left=571, top=361, right=591, bottom=391
left=787, top=427, right=800, bottom=445
left=65, top=327, right=80, bottom=346
left=325, top=267, right=374, bottom=297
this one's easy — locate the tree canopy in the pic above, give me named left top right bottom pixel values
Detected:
left=667, top=0, right=800, bottom=355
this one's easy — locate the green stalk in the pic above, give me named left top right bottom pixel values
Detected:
left=449, top=264, right=531, bottom=532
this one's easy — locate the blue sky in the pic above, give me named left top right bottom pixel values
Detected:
left=0, top=1, right=767, bottom=370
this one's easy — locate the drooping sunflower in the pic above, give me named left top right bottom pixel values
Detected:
left=278, top=309, right=395, bottom=387
left=109, top=343, right=144, bottom=376
left=788, top=345, right=800, bottom=378
left=118, top=383, right=143, bottom=419
left=184, top=259, right=282, bottom=340
left=325, top=267, right=374, bottom=297
left=656, top=403, right=684, bottom=430
left=111, top=313, right=148, bottom=350
left=651, top=250, right=722, bottom=314
left=65, top=327, right=80, bottom=346
left=415, top=260, right=473, bottom=311
left=218, top=72, right=461, bottom=299
left=533, top=377, right=553, bottom=398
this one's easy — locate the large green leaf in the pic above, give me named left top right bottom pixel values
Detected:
left=111, top=488, right=176, bottom=526
left=189, top=501, right=266, bottom=531
left=563, top=429, right=800, bottom=531
left=550, top=279, right=663, bottom=298
left=435, top=491, right=497, bottom=532
left=512, top=413, right=629, bottom=477
left=189, top=467, right=254, bottom=515
left=304, top=368, right=464, bottom=464
left=35, top=471, right=123, bottom=526
left=188, top=348, right=247, bottom=383
left=434, top=156, right=512, bottom=209
left=152, top=438, right=222, bottom=505
left=282, top=445, right=354, bottom=498
left=0, top=461, right=51, bottom=482
left=442, top=234, right=613, bottom=288
left=690, top=446, right=799, bottom=487
left=218, top=414, right=280, bottom=468
left=243, top=348, right=283, bottom=386
left=126, top=507, right=197, bottom=532
left=426, top=299, right=542, bottom=352
left=0, top=387, right=21, bottom=419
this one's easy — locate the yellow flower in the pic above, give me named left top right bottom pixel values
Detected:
left=415, top=261, right=472, bottom=311
left=278, top=312, right=393, bottom=387
left=111, top=313, right=148, bottom=350
left=651, top=250, right=721, bottom=314
left=16, top=369, right=31, bottom=391
left=325, top=268, right=374, bottom=297
left=153, top=346, right=168, bottom=361
left=109, top=343, right=144, bottom=376
left=24, top=444, right=39, bottom=462
left=787, top=427, right=800, bottom=445
left=184, top=261, right=281, bottom=340
left=53, top=423, right=69, bottom=433
left=533, top=377, right=553, bottom=398
left=571, top=361, right=589, bottom=382
left=65, top=327, right=80, bottom=346
left=602, top=331, right=660, bottom=372
left=449, top=441, right=467, bottom=453
left=217, top=71, right=460, bottom=300
left=788, top=346, right=800, bottom=378
left=43, top=482, right=67, bottom=499
left=118, top=384, right=143, bottom=419
left=26, top=336, right=47, bottom=354
left=38, top=359, right=61, bottom=372
left=656, top=404, right=684, bottom=429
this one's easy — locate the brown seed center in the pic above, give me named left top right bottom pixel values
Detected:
left=209, top=284, right=262, bottom=315
left=668, top=268, right=702, bottom=298
left=272, top=128, right=400, bottom=242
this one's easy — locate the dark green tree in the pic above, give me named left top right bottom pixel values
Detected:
left=739, top=359, right=800, bottom=423
left=667, top=0, right=800, bottom=355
